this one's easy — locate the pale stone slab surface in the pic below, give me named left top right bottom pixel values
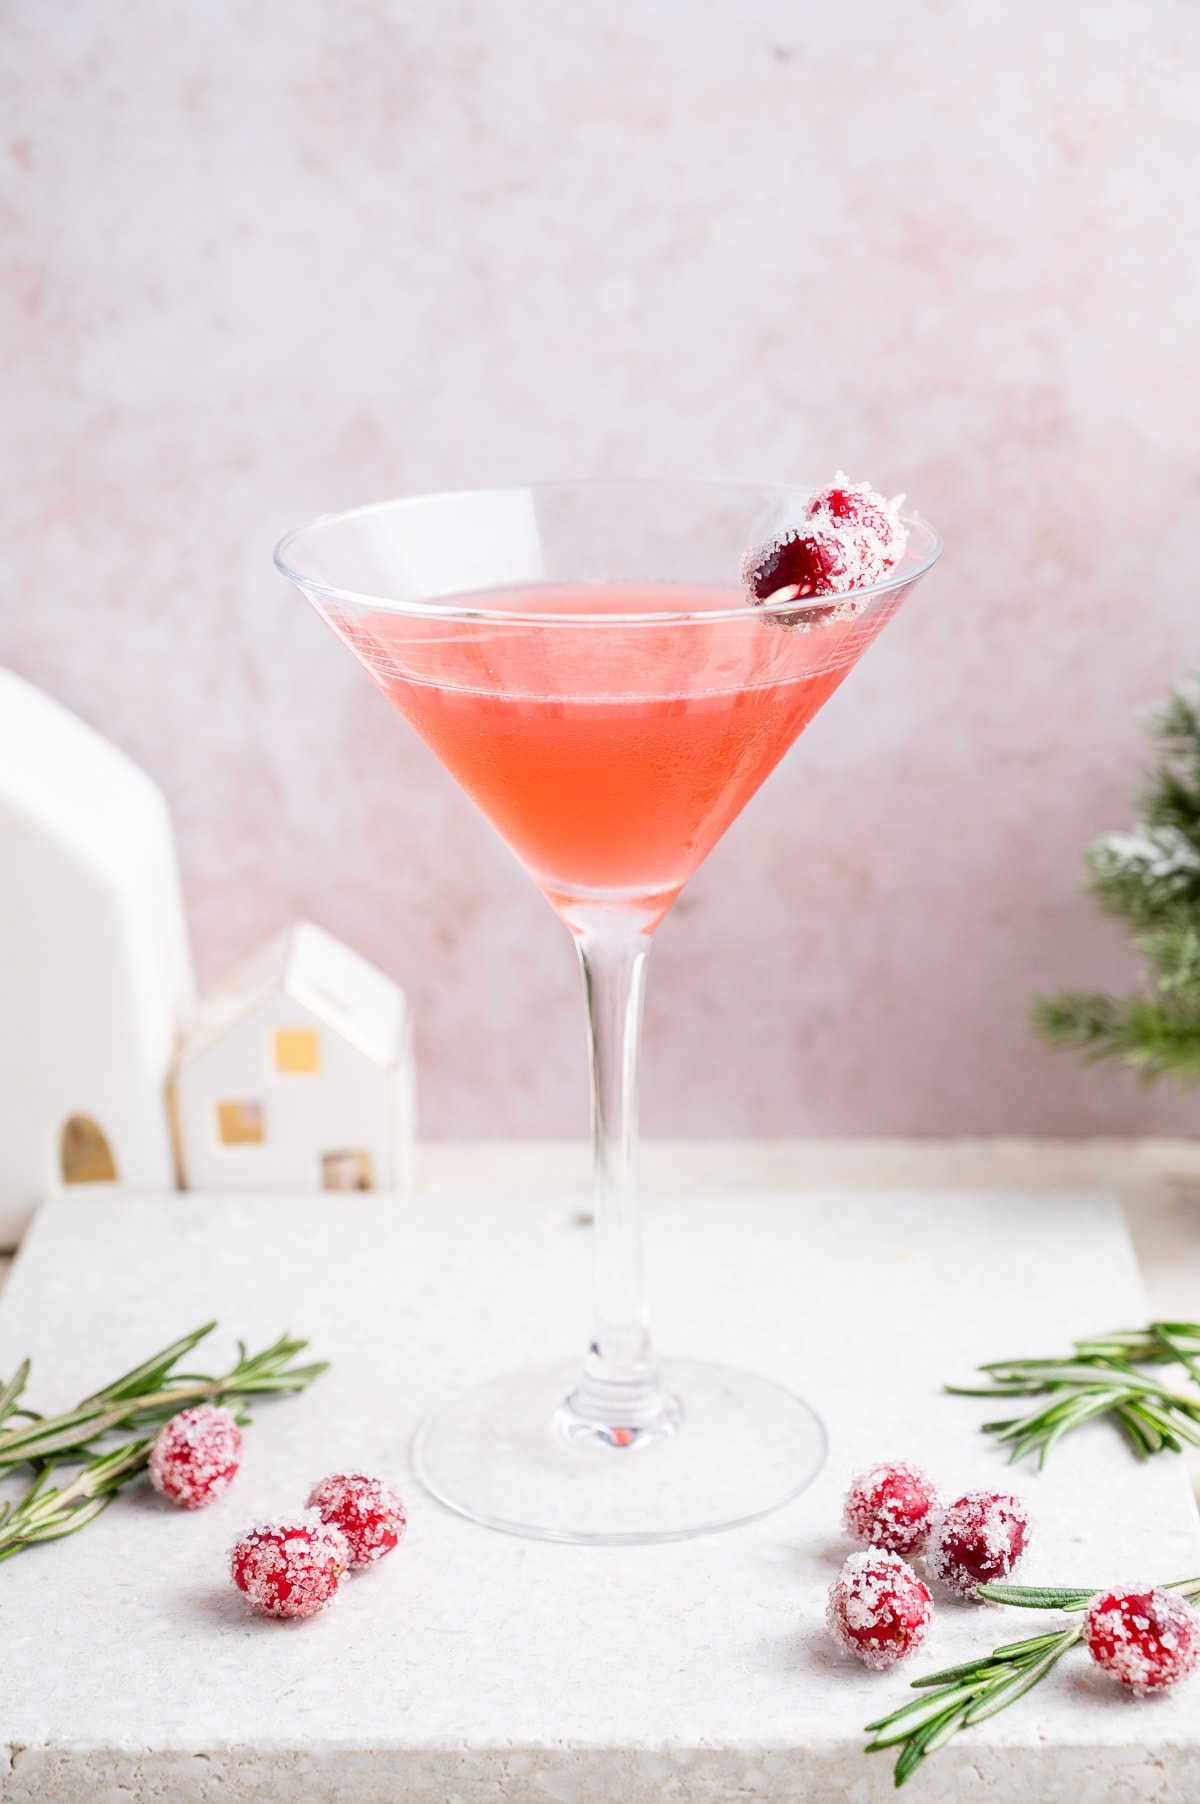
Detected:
left=1, top=1188, right=1199, bottom=1802
left=416, top=1134, right=1200, bottom=1316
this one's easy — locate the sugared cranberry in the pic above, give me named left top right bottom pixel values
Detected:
left=827, top=1549, right=934, bottom=1669
left=1085, top=1588, right=1200, bottom=1693
left=307, top=1472, right=407, bottom=1567
left=926, top=1490, right=1031, bottom=1595
left=843, top=1461, right=941, bottom=1556
left=808, top=475, right=898, bottom=539
left=148, top=1406, right=242, bottom=1509
left=742, top=474, right=907, bottom=617
left=744, top=526, right=844, bottom=601
left=230, top=1515, right=349, bottom=1619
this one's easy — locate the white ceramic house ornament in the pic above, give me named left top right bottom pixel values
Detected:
left=0, top=667, right=194, bottom=1245
left=171, top=921, right=415, bottom=1195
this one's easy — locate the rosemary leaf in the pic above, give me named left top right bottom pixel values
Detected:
left=0, top=1359, right=30, bottom=1427
left=83, top=1323, right=217, bottom=1404
left=962, top=1632, right=1081, bottom=1724
left=865, top=1680, right=987, bottom=1745
left=978, top=1584, right=1097, bottom=1610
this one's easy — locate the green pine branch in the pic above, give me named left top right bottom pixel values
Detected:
left=1030, top=987, right=1200, bottom=1083
left=1032, top=675, right=1200, bottom=1085
left=1085, top=830, right=1200, bottom=925
left=1146, top=685, right=1200, bottom=821
left=1143, top=915, right=1200, bottom=990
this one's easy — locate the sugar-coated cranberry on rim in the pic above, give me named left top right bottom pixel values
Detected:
left=230, top=1515, right=350, bottom=1619
left=843, top=1461, right=941, bottom=1556
left=926, top=1490, right=1031, bottom=1595
left=807, top=475, right=902, bottom=538
left=1085, top=1588, right=1200, bottom=1693
left=827, top=1548, right=934, bottom=1669
left=307, top=1472, right=407, bottom=1566
left=743, top=473, right=908, bottom=607
left=147, top=1405, right=242, bottom=1509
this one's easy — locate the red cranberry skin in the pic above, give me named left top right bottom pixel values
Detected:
left=1086, top=1588, right=1200, bottom=1693
left=827, top=1549, right=934, bottom=1670
left=927, top=1490, right=1031, bottom=1595
left=148, top=1406, right=242, bottom=1509
left=307, top=1473, right=407, bottom=1567
left=746, top=527, right=843, bottom=601
left=843, top=1462, right=941, bottom=1556
left=230, top=1516, right=349, bottom=1619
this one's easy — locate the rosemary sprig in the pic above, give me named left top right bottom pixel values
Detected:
left=0, top=1441, right=149, bottom=1562
left=946, top=1320, right=1200, bottom=1466
left=0, top=1324, right=327, bottom=1562
left=866, top=1576, right=1200, bottom=1788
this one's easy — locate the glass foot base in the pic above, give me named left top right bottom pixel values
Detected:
left=413, top=1357, right=827, bottom=1544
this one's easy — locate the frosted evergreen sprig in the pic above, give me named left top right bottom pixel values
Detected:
left=1086, top=825, right=1200, bottom=922
left=0, top=1323, right=327, bottom=1563
left=1031, top=674, right=1200, bottom=1080
left=946, top=1321, right=1200, bottom=1466
left=865, top=1576, right=1200, bottom=1788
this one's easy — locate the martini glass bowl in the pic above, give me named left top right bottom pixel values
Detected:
left=276, top=480, right=941, bottom=1543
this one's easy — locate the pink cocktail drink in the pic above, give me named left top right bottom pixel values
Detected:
left=328, top=581, right=900, bottom=927
left=279, top=481, right=941, bottom=1543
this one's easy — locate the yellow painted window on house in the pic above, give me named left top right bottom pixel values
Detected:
left=274, top=1027, right=320, bottom=1074
left=216, top=1100, right=265, bottom=1146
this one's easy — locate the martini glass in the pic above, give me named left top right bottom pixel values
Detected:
left=276, top=481, right=941, bottom=1543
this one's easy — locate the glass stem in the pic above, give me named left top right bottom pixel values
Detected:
left=565, top=924, right=679, bottom=1439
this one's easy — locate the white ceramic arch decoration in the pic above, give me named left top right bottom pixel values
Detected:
left=0, top=667, right=194, bottom=1245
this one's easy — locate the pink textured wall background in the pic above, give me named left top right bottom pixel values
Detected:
left=2, top=1, right=1199, bottom=1138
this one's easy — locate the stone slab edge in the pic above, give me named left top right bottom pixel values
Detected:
left=3, top=1743, right=1197, bottom=1804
